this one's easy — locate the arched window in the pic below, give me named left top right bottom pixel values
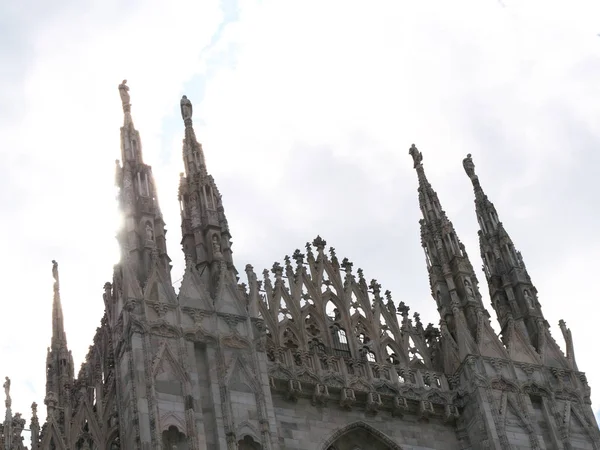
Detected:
left=367, top=351, right=376, bottom=363
left=331, top=325, right=350, bottom=358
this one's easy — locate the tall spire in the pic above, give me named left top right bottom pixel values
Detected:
left=409, top=145, right=493, bottom=362
left=115, top=80, right=172, bottom=284
left=181, top=95, right=207, bottom=176
left=45, top=260, right=74, bottom=427
left=178, top=95, right=239, bottom=311
left=51, top=260, right=67, bottom=347
left=462, top=153, right=549, bottom=352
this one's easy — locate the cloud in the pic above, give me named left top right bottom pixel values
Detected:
left=1, top=0, right=599, bottom=433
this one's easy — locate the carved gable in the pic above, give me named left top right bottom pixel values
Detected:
left=178, top=264, right=213, bottom=310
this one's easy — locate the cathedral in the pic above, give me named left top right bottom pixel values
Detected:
left=1, top=81, right=598, bottom=450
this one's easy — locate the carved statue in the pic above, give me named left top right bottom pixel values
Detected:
left=118, top=80, right=130, bottom=106
left=181, top=95, right=193, bottom=121
left=463, top=153, right=476, bottom=178
left=409, top=144, right=423, bottom=168
left=145, top=223, right=154, bottom=241
left=52, top=260, right=59, bottom=283
left=4, top=377, right=10, bottom=407
left=523, top=289, right=534, bottom=309
left=212, top=234, right=222, bottom=256
left=436, top=290, right=443, bottom=307
left=464, top=279, right=474, bottom=297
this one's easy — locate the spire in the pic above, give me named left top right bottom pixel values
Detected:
left=115, top=81, right=172, bottom=285
left=51, top=260, right=67, bottom=347
left=118, top=80, right=143, bottom=163
left=45, top=261, right=74, bottom=425
left=409, top=145, right=492, bottom=356
left=181, top=95, right=207, bottom=176
left=463, top=153, right=549, bottom=351
left=178, top=95, right=239, bottom=310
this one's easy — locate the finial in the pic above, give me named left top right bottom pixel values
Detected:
left=118, top=80, right=131, bottom=112
left=462, top=153, right=476, bottom=179
left=181, top=95, right=193, bottom=124
left=409, top=144, right=423, bottom=168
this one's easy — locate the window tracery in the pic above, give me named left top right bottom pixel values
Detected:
left=255, top=236, right=443, bottom=384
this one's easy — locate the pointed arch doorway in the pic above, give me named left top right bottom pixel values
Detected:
left=323, top=422, right=403, bottom=450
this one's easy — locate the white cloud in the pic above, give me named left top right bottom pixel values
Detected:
left=1, top=0, right=600, bottom=434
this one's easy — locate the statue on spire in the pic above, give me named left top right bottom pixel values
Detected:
left=462, top=153, right=476, bottom=179
left=4, top=376, right=11, bottom=408
left=409, top=144, right=423, bottom=168
left=181, top=95, right=193, bottom=122
left=118, top=80, right=131, bottom=109
left=52, top=260, right=59, bottom=285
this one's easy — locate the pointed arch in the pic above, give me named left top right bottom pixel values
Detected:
left=225, top=355, right=261, bottom=394
left=236, top=420, right=261, bottom=443
left=40, top=419, right=68, bottom=450
left=159, top=411, right=187, bottom=435
left=143, top=262, right=178, bottom=304
left=321, top=422, right=404, bottom=450
left=152, top=341, right=191, bottom=385
left=70, top=398, right=103, bottom=446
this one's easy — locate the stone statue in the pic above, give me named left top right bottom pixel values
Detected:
left=436, top=290, right=443, bottom=307
left=463, top=153, right=476, bottom=178
left=145, top=223, right=154, bottom=241
left=524, top=289, right=534, bottom=309
left=181, top=95, right=193, bottom=121
left=4, top=376, right=11, bottom=407
left=409, top=144, right=423, bottom=168
left=212, top=234, right=222, bottom=256
left=464, top=279, right=474, bottom=297
left=118, top=80, right=130, bottom=106
left=52, top=260, right=59, bottom=283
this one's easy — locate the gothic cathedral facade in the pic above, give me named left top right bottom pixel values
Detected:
left=1, top=82, right=599, bottom=450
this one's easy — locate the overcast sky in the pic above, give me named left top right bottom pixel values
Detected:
left=1, top=0, right=599, bottom=428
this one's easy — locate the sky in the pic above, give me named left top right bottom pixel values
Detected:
left=1, top=0, right=600, bottom=432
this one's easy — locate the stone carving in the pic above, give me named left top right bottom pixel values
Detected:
left=340, top=388, right=356, bottom=410
left=145, top=222, right=154, bottom=241
left=523, top=289, right=535, bottom=309
left=4, top=376, right=10, bottom=408
left=118, top=80, right=130, bottom=107
left=409, top=144, right=423, bottom=168
left=464, top=279, right=474, bottom=297
left=312, top=384, right=329, bottom=406
left=212, top=234, right=222, bottom=258
left=222, top=334, right=248, bottom=349
left=366, top=392, right=382, bottom=414
left=181, top=95, right=193, bottom=121
left=462, top=153, right=476, bottom=178
left=286, top=380, right=301, bottom=401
